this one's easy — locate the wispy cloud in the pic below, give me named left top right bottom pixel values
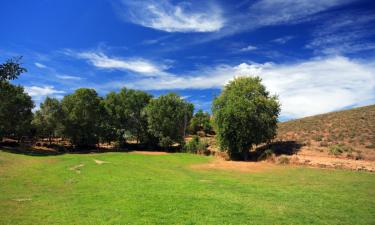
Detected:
left=34, top=62, right=47, bottom=68
left=71, top=51, right=165, bottom=75
left=272, top=36, right=294, bottom=44
left=56, top=75, right=82, bottom=80
left=307, top=12, right=375, bottom=55
left=115, top=0, right=224, bottom=32
left=97, top=56, right=375, bottom=118
left=239, top=45, right=257, bottom=52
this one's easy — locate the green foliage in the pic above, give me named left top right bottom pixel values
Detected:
left=189, top=109, right=212, bottom=135
left=60, top=88, right=103, bottom=147
left=0, top=57, right=27, bottom=81
left=145, top=93, right=194, bottom=148
left=32, top=97, right=63, bottom=143
left=184, top=135, right=208, bottom=153
left=0, top=81, right=34, bottom=140
left=103, top=88, right=153, bottom=145
left=212, top=76, right=280, bottom=159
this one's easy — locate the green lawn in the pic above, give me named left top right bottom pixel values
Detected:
left=0, top=150, right=374, bottom=225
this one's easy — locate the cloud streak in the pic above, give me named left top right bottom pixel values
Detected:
left=75, top=51, right=164, bottom=75
left=115, top=0, right=224, bottom=32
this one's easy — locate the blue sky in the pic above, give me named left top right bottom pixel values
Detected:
left=1, top=0, right=375, bottom=120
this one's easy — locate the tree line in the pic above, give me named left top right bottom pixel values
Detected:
left=0, top=58, right=280, bottom=159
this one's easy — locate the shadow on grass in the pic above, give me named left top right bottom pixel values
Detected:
left=0, top=142, right=179, bottom=157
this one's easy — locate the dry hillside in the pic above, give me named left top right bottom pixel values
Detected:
left=276, top=105, right=375, bottom=160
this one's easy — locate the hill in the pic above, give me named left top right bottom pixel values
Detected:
left=276, top=105, right=375, bottom=160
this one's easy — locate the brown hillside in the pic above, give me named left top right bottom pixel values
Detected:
left=276, top=105, right=375, bottom=160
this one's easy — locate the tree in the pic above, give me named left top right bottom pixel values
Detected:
left=0, top=81, right=34, bottom=141
left=32, top=97, right=62, bottom=144
left=61, top=88, right=103, bottom=148
left=103, top=88, right=153, bottom=145
left=212, top=76, right=280, bottom=160
left=0, top=57, right=33, bottom=142
left=145, top=93, right=194, bottom=148
left=189, top=109, right=212, bottom=135
left=0, top=57, right=27, bottom=81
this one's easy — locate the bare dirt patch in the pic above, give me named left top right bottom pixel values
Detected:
left=93, top=159, right=110, bottom=165
left=69, top=164, right=84, bottom=174
left=290, top=147, right=375, bottom=172
left=130, top=151, right=170, bottom=155
left=191, top=159, right=279, bottom=173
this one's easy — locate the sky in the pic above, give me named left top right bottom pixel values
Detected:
left=1, top=0, right=375, bottom=120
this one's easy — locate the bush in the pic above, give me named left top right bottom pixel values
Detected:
left=329, top=144, right=352, bottom=156
left=184, top=136, right=208, bottom=154
left=277, top=156, right=290, bottom=164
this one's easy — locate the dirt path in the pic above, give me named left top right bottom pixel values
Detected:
left=191, top=159, right=278, bottom=173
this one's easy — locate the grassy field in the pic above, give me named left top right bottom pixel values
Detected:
left=0, top=150, right=374, bottom=225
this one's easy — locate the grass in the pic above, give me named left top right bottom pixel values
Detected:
left=1, top=150, right=374, bottom=225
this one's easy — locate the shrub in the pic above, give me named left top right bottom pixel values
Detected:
left=329, top=144, right=352, bottom=156
left=184, top=136, right=208, bottom=154
left=277, top=156, right=290, bottom=164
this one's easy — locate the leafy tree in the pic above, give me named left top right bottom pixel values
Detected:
left=0, top=81, right=34, bottom=141
left=103, top=88, right=153, bottom=145
left=0, top=57, right=33, bottom=142
left=0, top=57, right=27, bottom=81
left=145, top=93, right=194, bottom=148
left=212, top=77, right=280, bottom=160
left=61, top=88, right=103, bottom=148
left=189, top=109, right=212, bottom=135
left=32, top=97, right=62, bottom=144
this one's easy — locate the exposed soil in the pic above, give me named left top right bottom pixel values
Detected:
left=130, top=151, right=170, bottom=155
left=69, top=164, right=84, bottom=174
left=93, top=159, right=110, bottom=165
left=289, top=147, right=375, bottom=172
left=191, top=159, right=278, bottom=173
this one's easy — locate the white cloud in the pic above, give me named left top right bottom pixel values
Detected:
left=272, top=36, right=294, bottom=44
left=25, top=86, right=66, bottom=107
left=34, top=62, right=47, bottom=68
left=105, top=56, right=375, bottom=119
left=76, top=51, right=163, bottom=75
left=239, top=45, right=257, bottom=52
left=56, top=75, right=82, bottom=80
left=116, top=0, right=224, bottom=32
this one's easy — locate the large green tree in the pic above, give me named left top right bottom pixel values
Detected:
left=145, top=93, right=194, bottom=148
left=103, top=88, right=153, bottom=145
left=32, top=97, right=62, bottom=144
left=212, top=76, right=280, bottom=160
left=61, top=88, right=103, bottom=147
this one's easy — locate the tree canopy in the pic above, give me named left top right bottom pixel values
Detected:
left=145, top=93, right=194, bottom=148
left=189, top=109, right=212, bottom=135
left=212, top=76, right=280, bottom=160
left=61, top=88, right=103, bottom=147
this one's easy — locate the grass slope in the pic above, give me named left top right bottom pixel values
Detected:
left=0, top=151, right=374, bottom=225
left=277, top=105, right=375, bottom=152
